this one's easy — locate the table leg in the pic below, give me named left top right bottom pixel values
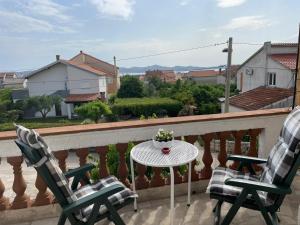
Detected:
left=169, top=166, right=174, bottom=225
left=187, top=162, right=191, bottom=206
left=130, top=155, right=137, bottom=211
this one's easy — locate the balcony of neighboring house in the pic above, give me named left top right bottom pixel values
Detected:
left=0, top=108, right=299, bottom=225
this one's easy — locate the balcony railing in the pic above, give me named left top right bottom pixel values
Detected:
left=0, top=108, right=290, bottom=213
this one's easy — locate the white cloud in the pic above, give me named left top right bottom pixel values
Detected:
left=24, top=0, right=70, bottom=21
left=216, top=0, right=247, bottom=8
left=0, top=11, right=74, bottom=33
left=89, top=0, right=135, bottom=20
left=223, top=16, right=272, bottom=30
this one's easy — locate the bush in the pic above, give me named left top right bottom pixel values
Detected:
left=117, top=75, right=144, bottom=98
left=74, top=101, right=112, bottom=123
left=111, top=98, right=182, bottom=118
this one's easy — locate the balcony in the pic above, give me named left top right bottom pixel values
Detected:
left=0, top=108, right=299, bottom=225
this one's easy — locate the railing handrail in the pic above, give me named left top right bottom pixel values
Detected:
left=0, top=108, right=290, bottom=141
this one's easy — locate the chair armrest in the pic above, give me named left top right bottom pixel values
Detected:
left=227, top=155, right=267, bottom=164
left=225, top=178, right=292, bottom=195
left=64, top=163, right=95, bottom=179
left=62, top=184, right=124, bottom=215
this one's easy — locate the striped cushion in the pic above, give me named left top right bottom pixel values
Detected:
left=15, top=124, right=76, bottom=204
left=207, top=167, right=266, bottom=202
left=74, top=175, right=137, bottom=222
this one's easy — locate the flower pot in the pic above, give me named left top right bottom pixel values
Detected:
left=152, top=139, right=174, bottom=149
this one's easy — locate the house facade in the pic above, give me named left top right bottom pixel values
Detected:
left=26, top=51, right=119, bottom=119
left=144, top=70, right=177, bottom=83
left=237, top=42, right=297, bottom=92
left=182, top=70, right=225, bottom=84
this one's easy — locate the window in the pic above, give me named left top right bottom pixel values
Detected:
left=268, top=72, right=276, bottom=86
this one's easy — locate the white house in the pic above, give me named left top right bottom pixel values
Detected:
left=182, top=70, right=225, bottom=84
left=222, top=42, right=297, bottom=112
left=0, top=72, right=25, bottom=89
left=26, top=51, right=119, bottom=119
left=237, top=42, right=297, bottom=92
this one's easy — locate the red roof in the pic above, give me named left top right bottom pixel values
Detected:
left=271, top=54, right=297, bottom=70
left=65, top=60, right=106, bottom=76
left=186, top=70, right=220, bottom=78
left=65, top=93, right=101, bottom=103
left=229, top=86, right=293, bottom=111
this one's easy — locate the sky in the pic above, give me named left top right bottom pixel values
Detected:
left=0, top=0, right=299, bottom=71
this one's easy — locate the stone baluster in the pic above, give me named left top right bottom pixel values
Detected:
left=230, top=130, right=245, bottom=170
left=0, top=178, right=10, bottom=210
left=132, top=141, right=150, bottom=189
left=150, top=168, right=166, bottom=187
left=217, top=132, right=231, bottom=167
left=199, top=133, right=214, bottom=179
left=7, top=156, right=31, bottom=209
left=248, top=129, right=262, bottom=171
left=32, top=174, right=53, bottom=206
left=95, top=146, right=110, bottom=178
left=184, top=135, right=199, bottom=181
left=116, top=143, right=131, bottom=187
left=53, top=150, right=68, bottom=172
left=76, top=148, right=89, bottom=167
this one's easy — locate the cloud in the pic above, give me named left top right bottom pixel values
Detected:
left=0, top=11, right=74, bottom=33
left=223, top=16, right=272, bottom=30
left=89, top=0, right=135, bottom=20
left=216, top=0, right=246, bottom=8
left=23, top=0, right=70, bottom=21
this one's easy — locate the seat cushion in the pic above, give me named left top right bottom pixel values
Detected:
left=74, top=175, right=137, bottom=222
left=207, top=167, right=266, bottom=203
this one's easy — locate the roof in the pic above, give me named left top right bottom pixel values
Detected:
left=11, top=89, right=29, bottom=100
left=65, top=93, right=101, bottom=103
left=26, top=59, right=105, bottom=78
left=186, top=70, right=220, bottom=78
left=270, top=54, right=297, bottom=70
left=50, top=90, right=69, bottom=98
left=229, top=86, right=293, bottom=111
left=238, top=42, right=298, bottom=70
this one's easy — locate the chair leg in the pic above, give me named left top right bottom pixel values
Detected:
left=57, top=213, right=67, bottom=225
left=105, top=201, right=125, bottom=225
left=220, top=189, right=248, bottom=225
left=213, top=200, right=223, bottom=225
left=251, top=192, right=274, bottom=225
left=270, top=212, right=280, bottom=225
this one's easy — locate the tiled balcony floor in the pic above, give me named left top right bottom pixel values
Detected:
left=10, top=175, right=300, bottom=225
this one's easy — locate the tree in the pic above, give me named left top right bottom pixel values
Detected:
left=117, top=75, right=144, bottom=98
left=26, top=95, right=62, bottom=119
left=74, top=100, right=112, bottom=123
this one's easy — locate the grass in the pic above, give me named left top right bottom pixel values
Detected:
left=0, top=117, right=83, bottom=131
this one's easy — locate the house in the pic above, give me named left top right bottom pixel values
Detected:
left=221, top=86, right=293, bottom=112
left=0, top=72, right=25, bottom=89
left=237, top=42, right=297, bottom=92
left=182, top=70, right=225, bottom=84
left=144, top=70, right=177, bottom=83
left=26, top=51, right=120, bottom=119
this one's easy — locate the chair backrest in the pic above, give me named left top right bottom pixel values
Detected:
left=260, top=106, right=300, bottom=207
left=14, top=124, right=76, bottom=207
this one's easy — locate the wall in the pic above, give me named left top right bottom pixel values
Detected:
left=67, top=65, right=106, bottom=95
left=267, top=59, right=294, bottom=89
left=187, top=76, right=218, bottom=84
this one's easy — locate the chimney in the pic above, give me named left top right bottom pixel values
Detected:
left=56, top=55, right=60, bottom=61
left=80, top=50, right=83, bottom=54
left=80, top=50, right=85, bottom=63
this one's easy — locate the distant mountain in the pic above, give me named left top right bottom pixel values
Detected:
left=119, top=65, right=224, bottom=75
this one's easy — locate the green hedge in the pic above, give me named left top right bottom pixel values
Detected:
left=111, top=98, right=182, bottom=117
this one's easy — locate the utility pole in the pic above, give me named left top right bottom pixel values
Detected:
left=292, top=24, right=300, bottom=108
left=224, top=37, right=233, bottom=113
left=113, top=56, right=120, bottom=90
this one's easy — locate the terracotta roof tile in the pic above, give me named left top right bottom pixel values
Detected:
left=186, top=70, right=220, bottom=78
left=229, top=86, right=293, bottom=111
left=65, top=93, right=101, bottom=103
left=271, top=54, right=297, bottom=70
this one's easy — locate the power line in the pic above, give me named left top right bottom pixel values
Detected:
left=116, top=42, right=228, bottom=62
left=233, top=42, right=263, bottom=46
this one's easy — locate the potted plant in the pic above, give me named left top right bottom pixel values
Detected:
left=153, top=128, right=174, bottom=150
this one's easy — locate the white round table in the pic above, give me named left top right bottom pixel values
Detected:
left=130, top=140, right=199, bottom=225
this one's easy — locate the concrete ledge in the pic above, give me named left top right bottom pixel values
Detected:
left=0, top=180, right=209, bottom=224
